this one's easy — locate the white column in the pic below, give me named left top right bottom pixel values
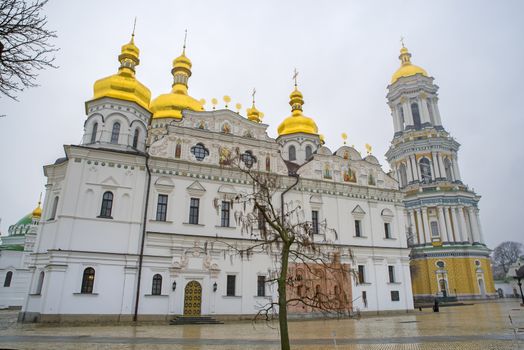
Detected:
left=444, top=207, right=454, bottom=243
left=408, top=210, right=418, bottom=245
left=450, top=207, right=461, bottom=242
left=475, top=209, right=485, bottom=244
left=422, top=208, right=431, bottom=244
left=467, top=207, right=481, bottom=244
left=406, top=158, right=414, bottom=183
left=437, top=206, right=449, bottom=242
left=420, top=98, right=431, bottom=124
left=433, top=99, right=443, bottom=125
left=415, top=209, right=425, bottom=244
left=412, top=155, right=420, bottom=182
left=432, top=152, right=442, bottom=178
left=429, top=156, right=437, bottom=181
left=457, top=207, right=470, bottom=243
left=391, top=108, right=401, bottom=133
left=452, top=156, right=462, bottom=182
left=403, top=100, right=414, bottom=126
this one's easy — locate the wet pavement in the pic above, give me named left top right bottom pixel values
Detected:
left=0, top=300, right=522, bottom=349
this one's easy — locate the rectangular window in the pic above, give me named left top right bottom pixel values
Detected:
left=388, top=265, right=395, bottom=283
left=384, top=222, right=391, bottom=238
left=221, top=201, right=230, bottom=227
left=362, top=291, right=368, bottom=308
left=226, top=275, right=236, bottom=296
left=358, top=265, right=365, bottom=284
left=430, top=221, right=440, bottom=237
left=189, top=198, right=200, bottom=225
left=257, top=275, right=266, bottom=297
left=355, top=220, right=362, bottom=237
left=312, top=210, right=319, bottom=235
left=391, top=290, right=400, bottom=301
left=156, top=194, right=168, bottom=221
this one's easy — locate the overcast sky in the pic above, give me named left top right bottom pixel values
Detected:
left=1, top=0, right=523, bottom=249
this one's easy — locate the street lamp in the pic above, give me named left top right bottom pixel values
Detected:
left=513, top=265, right=524, bottom=306
left=213, top=282, right=218, bottom=292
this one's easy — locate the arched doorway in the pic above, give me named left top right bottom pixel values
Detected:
left=438, top=278, right=448, bottom=298
left=478, top=279, right=486, bottom=297
left=183, top=281, right=202, bottom=316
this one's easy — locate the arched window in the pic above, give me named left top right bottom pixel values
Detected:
left=81, top=267, right=95, bottom=294
left=4, top=271, right=13, bottom=287
left=411, top=103, right=421, bottom=130
left=305, top=145, right=312, bottom=160
left=132, top=129, right=139, bottom=149
left=90, top=123, right=98, bottom=144
left=419, top=158, right=432, bottom=183
left=49, top=196, right=59, bottom=220
left=444, top=158, right=453, bottom=181
left=36, top=271, right=45, bottom=294
left=110, top=122, right=120, bottom=144
left=288, top=145, right=296, bottom=161
left=152, top=274, right=162, bottom=295
left=399, top=163, right=408, bottom=188
left=100, top=191, right=113, bottom=218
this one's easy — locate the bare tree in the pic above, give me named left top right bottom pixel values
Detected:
left=218, top=154, right=355, bottom=350
left=492, top=241, right=523, bottom=277
left=0, top=0, right=57, bottom=100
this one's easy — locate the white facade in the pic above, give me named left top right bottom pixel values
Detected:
left=18, top=95, right=414, bottom=322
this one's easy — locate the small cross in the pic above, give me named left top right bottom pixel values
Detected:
left=293, top=68, right=299, bottom=87
left=252, top=88, right=256, bottom=104
left=132, top=17, right=137, bottom=37
left=183, top=29, right=188, bottom=51
left=400, top=36, right=405, bottom=48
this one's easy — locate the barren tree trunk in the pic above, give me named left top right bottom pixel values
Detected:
left=278, top=242, right=291, bottom=350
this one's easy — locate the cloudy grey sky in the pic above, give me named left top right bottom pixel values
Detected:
left=1, top=0, right=523, bottom=249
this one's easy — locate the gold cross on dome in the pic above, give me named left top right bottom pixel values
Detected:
left=132, top=17, right=137, bottom=36
left=252, top=88, right=256, bottom=104
left=400, top=36, right=405, bottom=48
left=293, top=68, right=299, bottom=87
left=183, top=29, right=188, bottom=51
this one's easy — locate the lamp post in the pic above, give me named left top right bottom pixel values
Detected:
left=513, top=265, right=524, bottom=306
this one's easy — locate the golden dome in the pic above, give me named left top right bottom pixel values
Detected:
left=390, top=45, right=429, bottom=84
left=31, top=197, right=42, bottom=218
left=93, top=35, right=151, bottom=111
left=150, top=48, right=204, bottom=119
left=277, top=87, right=318, bottom=136
left=246, top=103, right=262, bottom=123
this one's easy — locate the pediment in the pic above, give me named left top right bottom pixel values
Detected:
left=100, top=176, right=119, bottom=187
left=309, top=195, right=323, bottom=204
left=218, top=184, right=237, bottom=194
left=187, top=181, right=206, bottom=195
left=352, top=205, right=366, bottom=215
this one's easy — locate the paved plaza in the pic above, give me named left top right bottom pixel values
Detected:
left=0, top=300, right=522, bottom=349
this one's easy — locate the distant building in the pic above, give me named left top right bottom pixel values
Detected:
left=0, top=202, right=40, bottom=308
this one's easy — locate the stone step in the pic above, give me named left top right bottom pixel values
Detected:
left=170, top=316, right=223, bottom=325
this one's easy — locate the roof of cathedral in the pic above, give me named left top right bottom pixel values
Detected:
left=92, top=34, right=151, bottom=111
left=149, top=47, right=204, bottom=119
left=277, top=86, right=319, bottom=136
left=391, top=45, right=429, bottom=84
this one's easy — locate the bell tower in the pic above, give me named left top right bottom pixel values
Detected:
left=385, top=44, right=495, bottom=302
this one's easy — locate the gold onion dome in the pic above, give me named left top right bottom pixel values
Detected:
left=149, top=47, right=204, bottom=119
left=277, top=86, right=318, bottom=136
left=390, top=45, right=429, bottom=84
left=93, top=35, right=151, bottom=110
left=31, top=198, right=42, bottom=218
left=247, top=103, right=262, bottom=123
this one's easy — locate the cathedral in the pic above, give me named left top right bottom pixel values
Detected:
left=0, top=33, right=494, bottom=322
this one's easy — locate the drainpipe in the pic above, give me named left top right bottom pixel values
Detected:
left=134, top=150, right=152, bottom=321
